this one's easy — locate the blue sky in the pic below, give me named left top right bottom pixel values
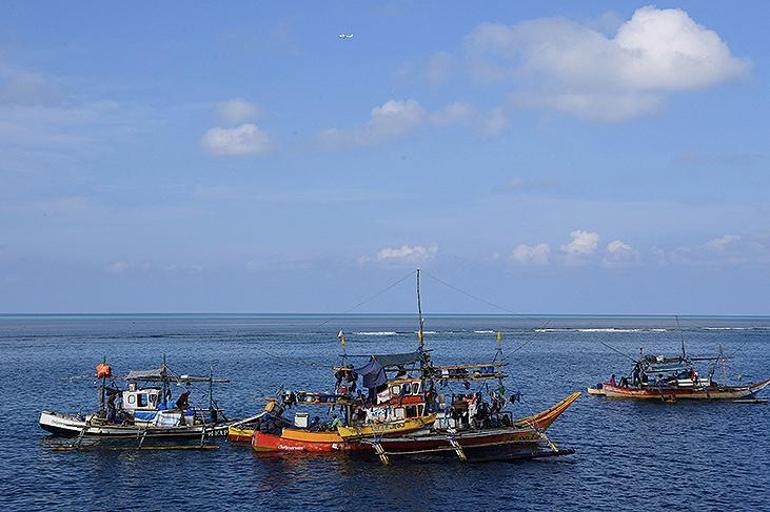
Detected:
left=1, top=1, right=769, bottom=314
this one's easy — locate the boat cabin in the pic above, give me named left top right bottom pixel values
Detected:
left=122, top=387, right=163, bottom=412
left=376, top=378, right=423, bottom=405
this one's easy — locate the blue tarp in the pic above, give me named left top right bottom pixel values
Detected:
left=357, top=358, right=387, bottom=389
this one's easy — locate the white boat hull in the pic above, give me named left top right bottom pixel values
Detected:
left=39, top=410, right=229, bottom=439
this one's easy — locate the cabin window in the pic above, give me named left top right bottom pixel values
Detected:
left=401, top=384, right=410, bottom=395
left=405, top=406, right=418, bottom=418
left=391, top=386, right=400, bottom=396
left=394, top=407, right=405, bottom=420
left=127, top=395, right=136, bottom=405
left=417, top=405, right=423, bottom=416
left=137, top=394, right=147, bottom=407
left=412, top=382, right=420, bottom=394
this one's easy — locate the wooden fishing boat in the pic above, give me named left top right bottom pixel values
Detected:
left=590, top=336, right=770, bottom=402
left=249, top=270, right=579, bottom=462
left=365, top=392, right=581, bottom=463
left=590, top=378, right=770, bottom=400
left=39, top=356, right=236, bottom=446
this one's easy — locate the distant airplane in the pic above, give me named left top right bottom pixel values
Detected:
left=338, top=33, right=354, bottom=39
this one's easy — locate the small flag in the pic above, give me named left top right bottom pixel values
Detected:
left=496, top=331, right=503, bottom=349
left=338, top=330, right=346, bottom=350
left=417, top=329, right=424, bottom=345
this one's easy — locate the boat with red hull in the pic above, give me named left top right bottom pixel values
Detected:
left=589, top=378, right=770, bottom=401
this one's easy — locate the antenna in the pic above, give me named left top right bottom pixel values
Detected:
left=416, top=268, right=424, bottom=348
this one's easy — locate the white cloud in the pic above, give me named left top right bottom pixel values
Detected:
left=603, top=240, right=640, bottom=267
left=430, top=102, right=475, bottom=125
left=464, top=6, right=749, bottom=121
left=376, top=244, right=438, bottom=262
left=511, top=243, right=550, bottom=265
left=216, top=99, right=260, bottom=124
left=561, top=230, right=600, bottom=257
left=704, top=234, right=740, bottom=252
left=321, top=98, right=511, bottom=148
left=201, top=123, right=271, bottom=156
left=320, top=99, right=426, bottom=147
left=107, top=261, right=130, bottom=273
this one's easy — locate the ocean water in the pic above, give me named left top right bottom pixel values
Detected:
left=1, top=314, right=769, bottom=511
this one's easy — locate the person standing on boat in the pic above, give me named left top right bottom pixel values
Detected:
left=609, top=374, right=616, bottom=386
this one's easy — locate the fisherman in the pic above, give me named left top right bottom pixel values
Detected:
left=330, top=414, right=343, bottom=429
left=106, top=390, right=118, bottom=423
left=175, top=390, right=190, bottom=411
left=609, top=374, right=617, bottom=386
left=632, top=365, right=640, bottom=386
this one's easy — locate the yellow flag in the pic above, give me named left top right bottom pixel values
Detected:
left=496, top=331, right=503, bottom=349
left=337, top=330, right=346, bottom=349
left=418, top=329, right=424, bottom=345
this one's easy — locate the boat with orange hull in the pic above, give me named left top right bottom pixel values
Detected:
left=245, top=270, right=579, bottom=463
left=252, top=427, right=368, bottom=453
left=589, top=336, right=770, bottom=403
left=588, top=378, right=770, bottom=401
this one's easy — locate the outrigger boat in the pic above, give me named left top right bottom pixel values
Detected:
left=588, top=338, right=770, bottom=402
left=246, top=269, right=581, bottom=463
left=40, top=356, right=236, bottom=447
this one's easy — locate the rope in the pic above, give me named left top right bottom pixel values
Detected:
left=422, top=271, right=520, bottom=315
left=317, top=270, right=415, bottom=329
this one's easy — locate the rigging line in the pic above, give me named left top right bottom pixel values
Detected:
left=317, top=270, right=416, bottom=329
left=599, top=340, right=639, bottom=364
left=422, top=271, right=519, bottom=315
left=508, top=320, right=552, bottom=357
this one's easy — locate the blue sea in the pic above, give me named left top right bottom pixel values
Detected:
left=1, top=314, right=769, bottom=511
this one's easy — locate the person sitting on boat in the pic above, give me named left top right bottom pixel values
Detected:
left=609, top=374, right=616, bottom=386
left=330, top=414, right=343, bottom=429
left=619, top=376, right=629, bottom=388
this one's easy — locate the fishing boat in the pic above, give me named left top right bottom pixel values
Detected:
left=589, top=336, right=770, bottom=402
left=39, top=356, right=236, bottom=446
left=249, top=269, right=580, bottom=463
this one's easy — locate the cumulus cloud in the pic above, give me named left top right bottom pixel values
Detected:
left=215, top=99, right=260, bottom=124
left=321, top=99, right=510, bottom=148
left=320, top=99, right=426, bottom=147
left=603, top=240, right=640, bottom=267
left=511, top=243, right=550, bottom=265
left=375, top=244, right=438, bottom=263
left=201, top=123, right=271, bottom=156
left=430, top=102, right=475, bottom=125
left=704, top=234, right=740, bottom=252
left=107, top=261, right=130, bottom=273
left=561, top=230, right=600, bottom=257
left=465, top=6, right=749, bottom=121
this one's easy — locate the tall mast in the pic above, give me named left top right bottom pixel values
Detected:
left=416, top=268, right=424, bottom=348
left=99, top=355, right=107, bottom=412
left=676, top=315, right=686, bottom=359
